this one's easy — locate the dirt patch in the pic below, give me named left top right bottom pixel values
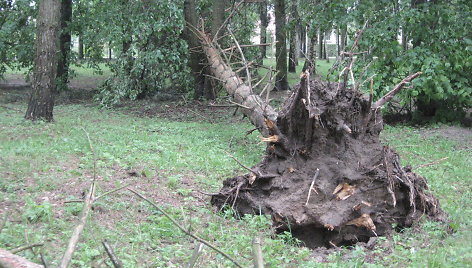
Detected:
left=420, top=126, right=472, bottom=149
left=211, top=79, right=447, bottom=248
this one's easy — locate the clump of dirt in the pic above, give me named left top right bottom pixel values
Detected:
left=211, top=77, right=447, bottom=248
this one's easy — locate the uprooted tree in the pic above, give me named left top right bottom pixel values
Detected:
left=194, top=29, right=447, bottom=248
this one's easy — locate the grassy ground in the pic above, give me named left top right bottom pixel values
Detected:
left=1, top=64, right=471, bottom=267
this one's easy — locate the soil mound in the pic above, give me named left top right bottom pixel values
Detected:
left=212, top=78, right=447, bottom=248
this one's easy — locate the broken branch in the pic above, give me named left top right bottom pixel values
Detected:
left=128, top=188, right=243, bottom=268
left=372, top=72, right=422, bottom=110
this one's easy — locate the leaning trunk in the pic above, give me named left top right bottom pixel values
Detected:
left=25, top=0, right=61, bottom=122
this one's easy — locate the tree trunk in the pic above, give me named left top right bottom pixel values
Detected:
left=200, top=34, right=278, bottom=135
left=0, top=248, right=43, bottom=268
left=288, top=0, right=298, bottom=73
left=78, top=35, right=84, bottom=60
left=274, top=0, right=288, bottom=90
left=25, top=0, right=61, bottom=122
left=183, top=0, right=205, bottom=99
left=318, top=29, right=323, bottom=60
left=299, top=25, right=306, bottom=57
left=258, top=1, right=268, bottom=64
left=302, top=29, right=316, bottom=74
left=323, top=31, right=328, bottom=62
left=56, top=0, right=72, bottom=92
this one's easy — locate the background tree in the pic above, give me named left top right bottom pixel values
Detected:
left=56, top=0, right=72, bottom=92
left=274, top=0, right=288, bottom=90
left=25, top=0, right=61, bottom=121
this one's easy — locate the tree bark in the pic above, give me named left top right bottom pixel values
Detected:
left=25, top=0, right=61, bottom=122
left=302, top=29, right=316, bottom=74
left=258, top=1, right=268, bottom=64
left=200, top=34, right=278, bottom=136
left=78, top=35, right=84, bottom=60
left=288, top=0, right=298, bottom=73
left=57, top=0, right=72, bottom=92
left=318, top=29, right=323, bottom=60
left=0, top=248, right=43, bottom=268
left=275, top=0, right=288, bottom=90
left=183, top=0, right=206, bottom=99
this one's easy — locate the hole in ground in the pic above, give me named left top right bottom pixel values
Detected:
left=278, top=224, right=371, bottom=249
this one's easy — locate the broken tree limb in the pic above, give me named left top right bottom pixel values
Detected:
left=102, top=240, right=123, bottom=268
left=186, top=243, right=204, bottom=268
left=10, top=243, right=44, bottom=254
left=128, top=188, right=243, bottom=268
left=59, top=181, right=96, bottom=268
left=252, top=237, right=264, bottom=268
left=0, top=248, right=43, bottom=268
left=60, top=129, right=98, bottom=268
left=372, top=72, right=422, bottom=110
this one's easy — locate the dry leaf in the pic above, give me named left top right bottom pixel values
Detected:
left=288, top=167, right=296, bottom=173
left=346, top=214, right=376, bottom=231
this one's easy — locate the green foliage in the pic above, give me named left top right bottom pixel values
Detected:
left=22, top=198, right=53, bottom=223
left=91, top=0, right=190, bottom=106
left=0, top=0, right=36, bottom=76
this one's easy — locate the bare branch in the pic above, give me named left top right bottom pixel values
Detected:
left=128, top=189, right=243, bottom=268
left=372, top=72, right=422, bottom=110
left=102, top=240, right=123, bottom=268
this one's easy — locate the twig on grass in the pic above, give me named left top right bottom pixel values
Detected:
left=102, top=240, right=123, bottom=268
left=414, top=157, right=449, bottom=170
left=186, top=243, right=205, bottom=268
left=0, top=212, right=8, bottom=234
left=128, top=188, right=243, bottom=268
left=40, top=253, right=50, bottom=268
left=10, top=243, right=44, bottom=254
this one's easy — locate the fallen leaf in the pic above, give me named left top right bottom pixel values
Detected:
left=346, top=214, right=376, bottom=231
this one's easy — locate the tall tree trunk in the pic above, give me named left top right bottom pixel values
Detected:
left=299, top=25, right=306, bottom=57
left=78, top=35, right=84, bottom=60
left=302, top=29, right=316, bottom=74
left=56, top=0, right=72, bottom=92
left=323, top=31, right=328, bottom=62
left=25, top=0, right=61, bottom=122
left=258, top=1, right=268, bottom=64
left=275, top=0, right=288, bottom=90
left=318, top=29, right=323, bottom=60
left=183, top=0, right=206, bottom=99
left=288, top=0, right=298, bottom=73
left=340, top=25, right=347, bottom=59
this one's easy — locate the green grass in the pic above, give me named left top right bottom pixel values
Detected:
left=3, top=63, right=111, bottom=79
left=1, top=61, right=471, bottom=267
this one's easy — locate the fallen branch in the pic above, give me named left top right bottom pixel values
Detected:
left=10, top=243, right=44, bottom=254
left=60, top=181, right=96, bottom=268
left=102, top=240, right=123, bottom=268
left=252, top=237, right=264, bottom=268
left=415, top=157, right=449, bottom=170
left=0, top=212, right=7, bottom=234
left=186, top=243, right=205, bottom=268
left=128, top=188, right=243, bottom=268
left=371, top=72, right=422, bottom=110
left=60, top=128, right=98, bottom=268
